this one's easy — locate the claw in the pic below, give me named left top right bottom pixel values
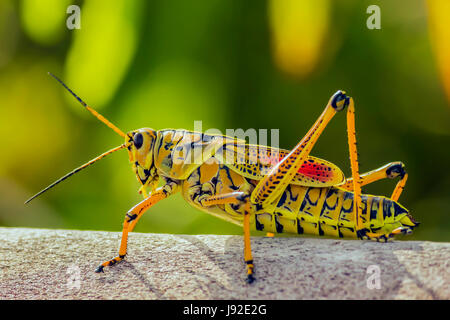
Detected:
left=246, top=274, right=256, bottom=284
left=95, top=265, right=104, bottom=273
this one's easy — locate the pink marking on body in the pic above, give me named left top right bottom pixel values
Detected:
left=277, top=156, right=333, bottom=181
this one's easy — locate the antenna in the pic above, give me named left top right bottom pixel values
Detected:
left=48, top=72, right=126, bottom=138
left=25, top=144, right=127, bottom=204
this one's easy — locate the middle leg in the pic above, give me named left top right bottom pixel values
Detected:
left=193, top=190, right=256, bottom=283
left=182, top=161, right=257, bottom=283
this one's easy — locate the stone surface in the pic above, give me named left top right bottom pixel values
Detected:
left=0, top=227, right=448, bottom=299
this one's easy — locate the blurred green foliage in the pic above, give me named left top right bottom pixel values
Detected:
left=0, top=0, right=449, bottom=241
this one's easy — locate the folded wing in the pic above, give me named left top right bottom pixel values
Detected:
left=215, top=143, right=345, bottom=187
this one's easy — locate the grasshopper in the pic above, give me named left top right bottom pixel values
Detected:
left=26, top=73, right=419, bottom=283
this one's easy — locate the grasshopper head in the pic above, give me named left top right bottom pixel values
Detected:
left=126, top=128, right=158, bottom=186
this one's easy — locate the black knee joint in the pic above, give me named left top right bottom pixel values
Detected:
left=386, top=162, right=406, bottom=179
left=126, top=213, right=138, bottom=222
left=95, top=265, right=104, bottom=273
left=331, top=90, right=350, bottom=111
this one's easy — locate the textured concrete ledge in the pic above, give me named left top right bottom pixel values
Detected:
left=0, top=227, right=449, bottom=299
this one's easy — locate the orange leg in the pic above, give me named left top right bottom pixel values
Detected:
left=338, top=162, right=407, bottom=201
left=243, top=202, right=255, bottom=283
left=95, top=184, right=177, bottom=273
left=391, top=173, right=408, bottom=202
left=346, top=98, right=363, bottom=234
left=199, top=191, right=247, bottom=206
left=251, top=91, right=350, bottom=206
left=200, top=192, right=255, bottom=283
left=344, top=104, right=410, bottom=241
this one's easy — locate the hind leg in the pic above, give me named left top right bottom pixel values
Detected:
left=338, top=161, right=408, bottom=201
left=337, top=161, right=411, bottom=241
left=251, top=91, right=350, bottom=206
left=249, top=92, right=366, bottom=238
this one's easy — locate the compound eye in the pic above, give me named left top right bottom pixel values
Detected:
left=133, top=132, right=143, bottom=149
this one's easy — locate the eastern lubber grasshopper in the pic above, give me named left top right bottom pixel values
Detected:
left=26, top=73, right=419, bottom=283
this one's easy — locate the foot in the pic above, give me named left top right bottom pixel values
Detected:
left=245, top=260, right=255, bottom=284
left=95, top=265, right=105, bottom=273
left=94, top=255, right=125, bottom=273
left=246, top=274, right=256, bottom=284
left=358, top=227, right=411, bottom=242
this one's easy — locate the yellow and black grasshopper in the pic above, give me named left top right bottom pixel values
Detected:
left=26, top=73, right=419, bottom=283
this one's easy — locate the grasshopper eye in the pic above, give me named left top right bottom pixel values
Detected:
left=133, top=133, right=143, bottom=149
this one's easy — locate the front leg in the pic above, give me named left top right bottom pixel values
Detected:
left=95, top=182, right=178, bottom=273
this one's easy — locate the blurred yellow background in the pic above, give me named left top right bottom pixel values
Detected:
left=1, top=0, right=449, bottom=241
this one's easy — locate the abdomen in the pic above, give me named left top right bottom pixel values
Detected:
left=180, top=159, right=415, bottom=239
left=251, top=185, right=415, bottom=238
